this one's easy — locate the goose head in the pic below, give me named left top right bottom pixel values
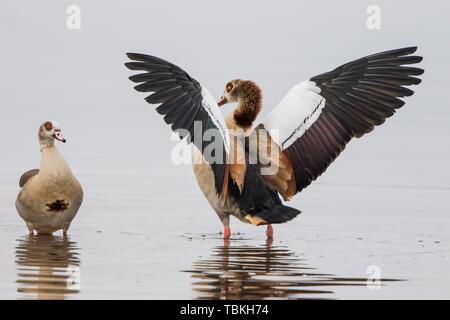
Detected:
left=38, top=121, right=66, bottom=149
left=217, top=79, right=262, bottom=130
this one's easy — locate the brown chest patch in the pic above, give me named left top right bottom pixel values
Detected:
left=46, top=199, right=69, bottom=212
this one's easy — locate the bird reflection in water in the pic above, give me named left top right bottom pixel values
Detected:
left=185, top=239, right=399, bottom=300
left=15, top=235, right=81, bottom=300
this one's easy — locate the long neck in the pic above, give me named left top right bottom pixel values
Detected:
left=39, top=136, right=55, bottom=152
left=39, top=145, right=72, bottom=177
left=233, top=82, right=262, bottom=130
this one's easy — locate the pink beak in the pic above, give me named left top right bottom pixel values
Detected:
left=217, top=96, right=228, bottom=107
left=53, top=131, right=67, bottom=143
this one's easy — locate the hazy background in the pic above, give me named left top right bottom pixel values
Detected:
left=0, top=1, right=449, bottom=299
left=1, top=0, right=449, bottom=188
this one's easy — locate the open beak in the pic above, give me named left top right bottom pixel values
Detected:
left=217, top=96, right=228, bottom=107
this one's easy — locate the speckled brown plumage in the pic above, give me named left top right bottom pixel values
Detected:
left=232, top=80, right=262, bottom=129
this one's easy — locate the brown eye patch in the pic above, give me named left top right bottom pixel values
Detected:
left=44, top=121, right=53, bottom=131
left=226, top=83, right=233, bottom=92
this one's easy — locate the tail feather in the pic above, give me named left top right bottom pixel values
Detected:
left=247, top=205, right=301, bottom=225
left=232, top=164, right=301, bottom=225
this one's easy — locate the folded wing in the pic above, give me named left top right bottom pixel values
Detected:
left=19, top=169, right=39, bottom=188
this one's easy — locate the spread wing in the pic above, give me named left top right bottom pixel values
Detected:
left=125, top=53, right=230, bottom=195
left=251, top=47, right=423, bottom=199
left=19, top=169, right=39, bottom=188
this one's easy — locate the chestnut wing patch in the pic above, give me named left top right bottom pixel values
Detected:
left=246, top=124, right=296, bottom=201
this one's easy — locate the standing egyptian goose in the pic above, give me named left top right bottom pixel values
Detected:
left=125, top=47, right=423, bottom=239
left=16, top=121, right=83, bottom=235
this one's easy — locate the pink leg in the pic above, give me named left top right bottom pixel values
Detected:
left=26, top=222, right=34, bottom=235
left=224, top=226, right=231, bottom=240
left=266, top=224, right=273, bottom=239
left=63, top=224, right=70, bottom=236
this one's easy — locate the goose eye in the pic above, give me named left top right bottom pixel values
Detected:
left=226, top=83, right=233, bottom=92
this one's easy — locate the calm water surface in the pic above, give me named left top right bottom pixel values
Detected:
left=0, top=158, right=448, bottom=299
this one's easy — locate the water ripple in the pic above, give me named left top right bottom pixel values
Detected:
left=15, top=235, right=81, bottom=300
left=184, top=239, right=401, bottom=300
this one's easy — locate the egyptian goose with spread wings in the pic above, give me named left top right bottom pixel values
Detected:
left=125, top=47, right=423, bottom=239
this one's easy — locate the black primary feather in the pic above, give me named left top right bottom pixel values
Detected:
left=285, top=46, right=423, bottom=193
left=125, top=53, right=228, bottom=195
